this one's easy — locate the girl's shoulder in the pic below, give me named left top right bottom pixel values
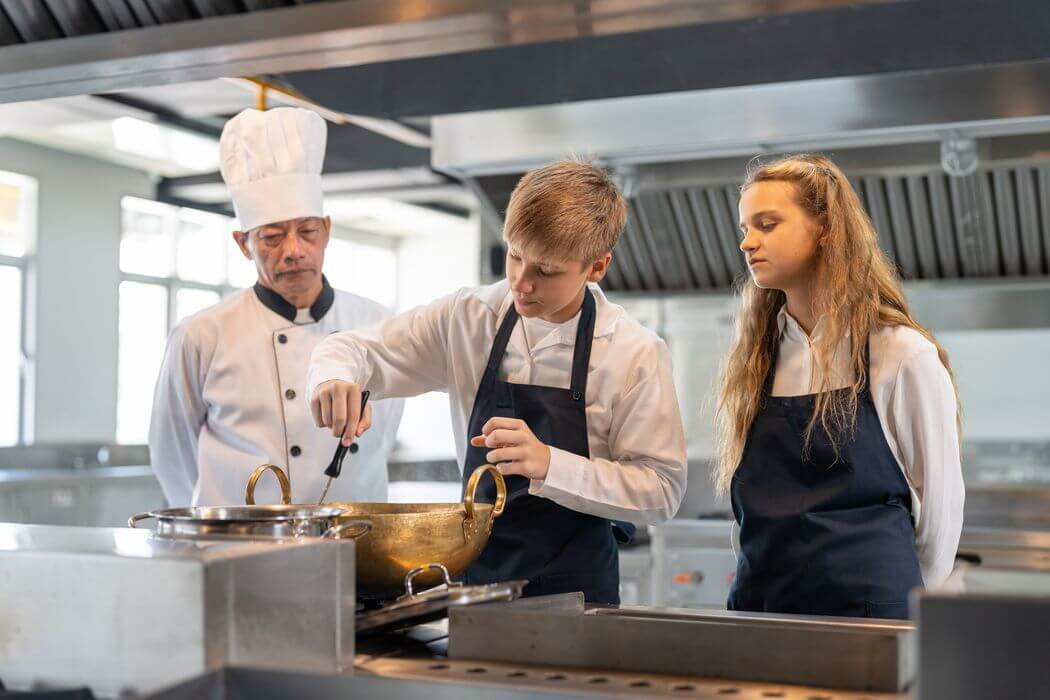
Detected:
left=869, top=323, right=942, bottom=381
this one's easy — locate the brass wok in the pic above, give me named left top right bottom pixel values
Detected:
left=246, top=463, right=507, bottom=597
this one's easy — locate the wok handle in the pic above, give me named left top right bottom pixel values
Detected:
left=322, top=519, right=373, bottom=540
left=404, top=563, right=453, bottom=597
left=245, top=464, right=292, bottom=505
left=463, top=464, right=507, bottom=521
left=127, top=512, right=154, bottom=528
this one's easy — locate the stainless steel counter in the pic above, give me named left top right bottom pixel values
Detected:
left=0, top=522, right=356, bottom=697
left=358, top=619, right=905, bottom=699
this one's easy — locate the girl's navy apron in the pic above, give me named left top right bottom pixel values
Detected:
left=728, top=338, right=923, bottom=619
left=462, top=288, right=620, bottom=604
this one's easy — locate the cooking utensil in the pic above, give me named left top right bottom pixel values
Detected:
left=355, top=562, right=525, bottom=634
left=127, top=504, right=373, bottom=540
left=317, top=390, right=370, bottom=505
left=246, top=463, right=508, bottom=598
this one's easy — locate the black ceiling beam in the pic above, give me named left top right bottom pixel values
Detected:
left=94, top=92, right=225, bottom=139
left=322, top=121, right=431, bottom=172
left=154, top=190, right=235, bottom=218
left=285, top=0, right=1050, bottom=119
left=156, top=117, right=439, bottom=198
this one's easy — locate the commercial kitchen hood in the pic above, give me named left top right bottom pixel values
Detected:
left=431, top=58, right=1050, bottom=294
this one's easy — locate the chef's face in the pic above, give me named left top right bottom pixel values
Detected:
left=738, top=181, right=822, bottom=292
left=234, top=216, right=331, bottom=304
left=505, top=245, right=611, bottom=323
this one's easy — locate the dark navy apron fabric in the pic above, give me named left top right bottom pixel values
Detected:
left=462, top=288, right=620, bottom=604
left=728, top=338, right=923, bottom=619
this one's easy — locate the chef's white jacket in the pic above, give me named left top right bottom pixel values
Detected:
left=149, top=282, right=403, bottom=507
left=307, top=280, right=687, bottom=525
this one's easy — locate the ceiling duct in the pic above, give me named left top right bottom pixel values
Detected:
left=469, top=139, right=1050, bottom=292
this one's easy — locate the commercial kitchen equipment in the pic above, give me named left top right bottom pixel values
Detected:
left=0, top=522, right=356, bottom=696
left=245, top=463, right=508, bottom=598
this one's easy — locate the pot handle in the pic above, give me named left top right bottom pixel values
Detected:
left=127, top=511, right=154, bottom=528
left=322, top=519, right=373, bottom=540
left=245, top=464, right=292, bottom=505
left=463, top=464, right=507, bottom=521
left=403, top=563, right=453, bottom=597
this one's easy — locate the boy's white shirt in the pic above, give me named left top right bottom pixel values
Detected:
left=307, top=280, right=688, bottom=525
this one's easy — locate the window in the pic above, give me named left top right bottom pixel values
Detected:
left=116, top=197, right=247, bottom=444
left=0, top=170, right=36, bottom=446
left=117, top=197, right=402, bottom=444
left=324, top=236, right=398, bottom=309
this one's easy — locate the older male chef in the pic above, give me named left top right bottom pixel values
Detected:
left=149, top=107, right=403, bottom=506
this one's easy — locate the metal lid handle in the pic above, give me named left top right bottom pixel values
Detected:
left=127, top=512, right=154, bottom=528
left=403, top=563, right=452, bottom=597
left=322, top=519, right=373, bottom=540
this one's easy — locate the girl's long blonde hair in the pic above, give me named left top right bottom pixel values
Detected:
left=713, top=154, right=961, bottom=493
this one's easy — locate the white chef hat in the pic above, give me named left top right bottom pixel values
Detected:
left=219, top=107, right=327, bottom=231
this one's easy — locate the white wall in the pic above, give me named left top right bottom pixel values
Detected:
left=939, top=329, right=1050, bottom=441
left=391, top=214, right=481, bottom=461
left=619, top=291, right=1050, bottom=458
left=0, top=138, right=153, bottom=443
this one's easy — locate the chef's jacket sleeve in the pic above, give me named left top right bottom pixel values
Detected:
left=148, top=324, right=207, bottom=507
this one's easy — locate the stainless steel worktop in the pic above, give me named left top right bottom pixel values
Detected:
left=0, top=522, right=356, bottom=697
left=356, top=619, right=904, bottom=700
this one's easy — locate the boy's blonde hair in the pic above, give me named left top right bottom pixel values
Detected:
left=504, top=158, right=627, bottom=264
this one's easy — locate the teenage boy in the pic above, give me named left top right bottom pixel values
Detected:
left=307, top=159, right=686, bottom=603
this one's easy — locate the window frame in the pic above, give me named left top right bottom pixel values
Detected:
left=0, top=169, right=38, bottom=446
left=116, top=198, right=242, bottom=444
left=0, top=253, right=29, bottom=445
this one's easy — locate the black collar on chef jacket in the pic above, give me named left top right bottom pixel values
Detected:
left=253, top=275, right=335, bottom=323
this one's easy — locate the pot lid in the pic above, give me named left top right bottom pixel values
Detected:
left=356, top=563, right=526, bottom=635
left=141, top=504, right=349, bottom=523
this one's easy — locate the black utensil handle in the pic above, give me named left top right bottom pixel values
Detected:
left=324, top=390, right=370, bottom=478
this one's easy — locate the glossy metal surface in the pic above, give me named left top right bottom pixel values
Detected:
left=449, top=597, right=914, bottom=692
left=247, top=464, right=507, bottom=597
left=917, top=568, right=1050, bottom=700
left=0, top=0, right=884, bottom=103
left=433, top=60, right=1050, bottom=176
left=356, top=563, right=526, bottom=634
left=0, top=522, right=355, bottom=697
left=956, top=526, right=1050, bottom=572
left=126, top=503, right=359, bottom=539
left=245, top=463, right=292, bottom=505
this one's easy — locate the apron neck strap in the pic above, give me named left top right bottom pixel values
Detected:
left=764, top=329, right=874, bottom=394
left=569, top=288, right=597, bottom=401
left=483, top=287, right=598, bottom=402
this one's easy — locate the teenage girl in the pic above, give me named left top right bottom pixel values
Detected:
left=716, top=154, right=965, bottom=619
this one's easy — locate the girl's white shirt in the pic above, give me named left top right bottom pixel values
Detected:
left=767, top=307, right=965, bottom=586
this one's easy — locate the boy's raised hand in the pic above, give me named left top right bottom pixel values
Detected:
left=470, top=417, right=552, bottom=480
left=310, top=379, right=373, bottom=446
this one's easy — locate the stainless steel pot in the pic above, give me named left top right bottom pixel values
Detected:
left=127, top=504, right=372, bottom=540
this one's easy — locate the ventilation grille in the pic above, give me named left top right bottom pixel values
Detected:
left=602, top=164, right=1050, bottom=292
left=0, top=0, right=327, bottom=46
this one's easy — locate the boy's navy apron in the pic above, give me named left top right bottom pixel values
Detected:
left=728, top=338, right=923, bottom=619
left=462, top=288, right=620, bottom=604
